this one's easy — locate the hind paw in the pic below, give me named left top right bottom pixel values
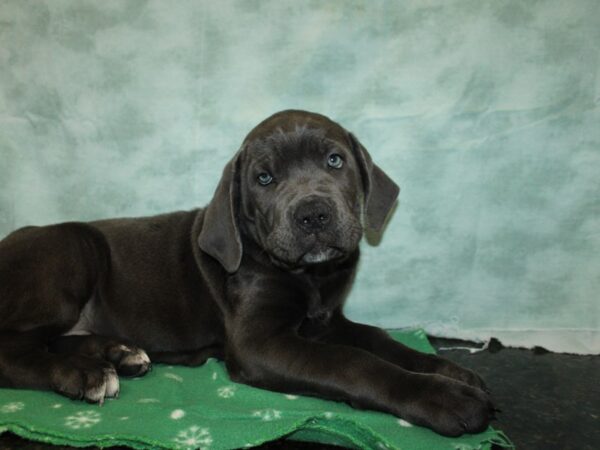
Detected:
left=51, top=356, right=120, bottom=404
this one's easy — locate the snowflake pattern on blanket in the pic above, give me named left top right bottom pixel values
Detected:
left=64, top=411, right=102, bottom=429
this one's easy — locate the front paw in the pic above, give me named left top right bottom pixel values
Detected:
left=105, top=344, right=151, bottom=378
left=431, top=357, right=488, bottom=392
left=397, top=374, right=495, bottom=437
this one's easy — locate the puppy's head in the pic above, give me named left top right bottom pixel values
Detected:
left=199, top=110, right=399, bottom=272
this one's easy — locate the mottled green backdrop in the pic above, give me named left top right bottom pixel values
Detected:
left=1, top=1, right=598, bottom=353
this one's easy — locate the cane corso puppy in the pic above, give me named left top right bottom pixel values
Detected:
left=0, top=110, right=494, bottom=436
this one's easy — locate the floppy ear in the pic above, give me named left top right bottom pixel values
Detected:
left=347, top=132, right=400, bottom=232
left=197, top=153, right=242, bottom=273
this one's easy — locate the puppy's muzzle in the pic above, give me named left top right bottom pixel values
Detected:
left=293, top=197, right=333, bottom=234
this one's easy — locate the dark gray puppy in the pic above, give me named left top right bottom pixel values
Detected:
left=0, top=110, right=494, bottom=436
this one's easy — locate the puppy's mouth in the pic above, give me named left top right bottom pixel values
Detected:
left=267, top=244, right=345, bottom=270
left=265, top=228, right=359, bottom=269
left=300, top=244, right=344, bottom=265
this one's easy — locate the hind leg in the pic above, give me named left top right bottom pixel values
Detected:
left=0, top=331, right=119, bottom=403
left=0, top=223, right=116, bottom=403
left=49, top=334, right=151, bottom=377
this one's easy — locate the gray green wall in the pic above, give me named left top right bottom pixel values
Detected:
left=1, top=1, right=598, bottom=352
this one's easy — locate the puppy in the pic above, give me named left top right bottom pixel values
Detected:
left=0, top=110, right=494, bottom=436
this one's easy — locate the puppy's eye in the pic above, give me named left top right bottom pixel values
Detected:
left=257, top=172, right=273, bottom=186
left=327, top=153, right=344, bottom=169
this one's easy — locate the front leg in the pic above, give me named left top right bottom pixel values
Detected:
left=321, top=313, right=488, bottom=391
left=225, top=304, right=493, bottom=437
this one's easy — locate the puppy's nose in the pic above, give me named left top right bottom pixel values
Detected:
left=294, top=198, right=332, bottom=234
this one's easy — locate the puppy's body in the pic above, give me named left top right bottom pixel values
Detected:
left=0, top=111, right=494, bottom=436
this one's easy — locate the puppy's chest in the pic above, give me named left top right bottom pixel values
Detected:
left=298, top=284, right=335, bottom=338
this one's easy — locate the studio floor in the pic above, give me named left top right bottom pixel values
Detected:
left=1, top=337, right=598, bottom=450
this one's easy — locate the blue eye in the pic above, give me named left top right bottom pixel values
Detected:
left=327, top=153, right=343, bottom=169
left=257, top=172, right=273, bottom=186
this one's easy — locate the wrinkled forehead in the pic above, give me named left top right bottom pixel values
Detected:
left=241, top=111, right=351, bottom=166
left=244, top=128, right=335, bottom=164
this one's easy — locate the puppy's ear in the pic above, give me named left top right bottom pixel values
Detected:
left=347, top=132, right=400, bottom=232
left=198, top=153, right=242, bottom=273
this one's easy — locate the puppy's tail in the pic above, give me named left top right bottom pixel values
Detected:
left=149, top=345, right=224, bottom=367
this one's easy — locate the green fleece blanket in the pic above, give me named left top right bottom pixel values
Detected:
left=0, top=329, right=511, bottom=449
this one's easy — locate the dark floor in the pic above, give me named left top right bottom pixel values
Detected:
left=1, top=337, right=598, bottom=450
left=428, top=337, right=600, bottom=450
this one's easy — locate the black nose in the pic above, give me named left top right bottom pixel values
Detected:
left=294, top=198, right=332, bottom=234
